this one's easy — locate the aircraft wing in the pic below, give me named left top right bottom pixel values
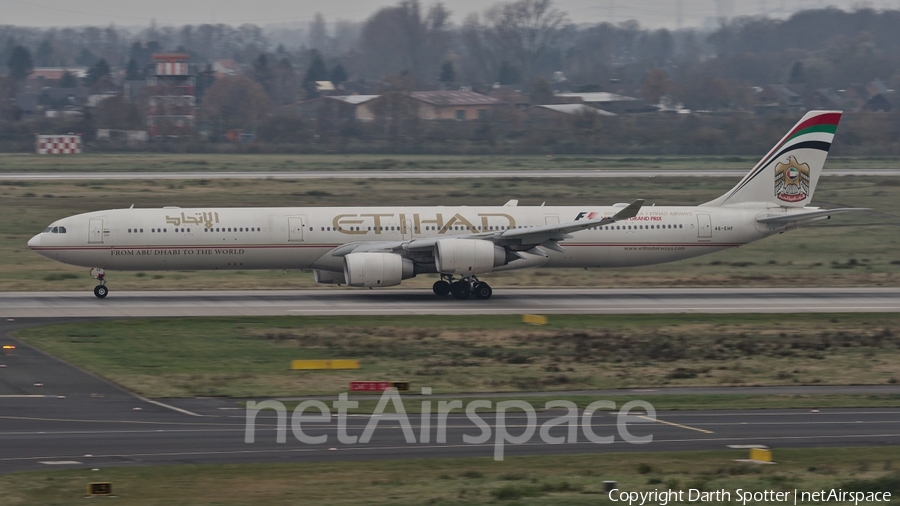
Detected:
left=331, top=199, right=645, bottom=257
left=495, top=199, right=644, bottom=251
left=756, top=207, right=868, bottom=225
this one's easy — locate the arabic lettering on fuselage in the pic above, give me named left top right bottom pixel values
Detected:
left=165, top=212, right=220, bottom=228
left=331, top=212, right=517, bottom=235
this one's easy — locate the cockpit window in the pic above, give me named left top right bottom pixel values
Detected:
left=57, top=226, right=66, bottom=233
left=51, top=227, right=59, bottom=233
left=43, top=227, right=52, bottom=233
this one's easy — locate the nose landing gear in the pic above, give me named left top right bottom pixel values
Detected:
left=90, top=268, right=108, bottom=299
left=433, top=274, right=492, bottom=300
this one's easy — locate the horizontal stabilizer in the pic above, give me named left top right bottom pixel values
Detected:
left=756, top=208, right=868, bottom=225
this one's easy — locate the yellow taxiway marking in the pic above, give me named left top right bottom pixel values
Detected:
left=639, top=415, right=714, bottom=434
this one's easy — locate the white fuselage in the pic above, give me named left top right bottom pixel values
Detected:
left=28, top=205, right=775, bottom=272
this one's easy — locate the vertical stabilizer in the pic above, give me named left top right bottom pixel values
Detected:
left=704, top=110, right=841, bottom=207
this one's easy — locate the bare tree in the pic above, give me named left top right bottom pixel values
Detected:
left=459, top=13, right=496, bottom=84
left=358, top=1, right=452, bottom=85
left=484, top=0, right=568, bottom=85
left=200, top=75, right=272, bottom=133
left=309, top=13, right=330, bottom=52
left=641, top=68, right=671, bottom=104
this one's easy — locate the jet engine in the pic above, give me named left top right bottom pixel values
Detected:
left=343, top=252, right=415, bottom=288
left=314, top=269, right=346, bottom=285
left=434, top=239, right=507, bottom=275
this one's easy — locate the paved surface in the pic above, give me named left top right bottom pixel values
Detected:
left=1, top=169, right=898, bottom=180
left=1, top=320, right=899, bottom=475
left=2, top=287, right=899, bottom=318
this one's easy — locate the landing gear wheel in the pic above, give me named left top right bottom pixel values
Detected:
left=93, top=285, right=108, bottom=299
left=450, top=281, right=470, bottom=300
left=433, top=280, right=451, bottom=296
left=473, top=282, right=492, bottom=300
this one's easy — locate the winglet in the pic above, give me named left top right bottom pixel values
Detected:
left=611, top=199, right=644, bottom=221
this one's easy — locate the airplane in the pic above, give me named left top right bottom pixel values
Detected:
left=28, top=110, right=865, bottom=300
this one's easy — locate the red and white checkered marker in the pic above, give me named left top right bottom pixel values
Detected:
left=35, top=134, right=82, bottom=154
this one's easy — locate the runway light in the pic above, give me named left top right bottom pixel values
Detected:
left=2, top=345, right=14, bottom=349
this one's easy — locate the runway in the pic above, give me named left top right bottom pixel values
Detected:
left=2, top=287, right=899, bottom=318
left=3, top=400, right=898, bottom=475
left=2, top=320, right=899, bottom=475
left=1, top=169, right=898, bottom=180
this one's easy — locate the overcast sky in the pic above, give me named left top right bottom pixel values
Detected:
left=1, top=0, right=894, bottom=30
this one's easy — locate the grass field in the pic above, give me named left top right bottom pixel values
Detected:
left=2, top=447, right=898, bottom=505
left=2, top=171, right=898, bottom=291
left=0, top=153, right=898, bottom=173
left=14, top=314, right=900, bottom=398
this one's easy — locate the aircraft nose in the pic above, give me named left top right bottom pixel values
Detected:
left=27, top=234, right=41, bottom=248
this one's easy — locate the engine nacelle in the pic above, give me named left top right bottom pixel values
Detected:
left=314, top=269, right=346, bottom=285
left=343, top=252, right=414, bottom=288
left=434, top=239, right=507, bottom=275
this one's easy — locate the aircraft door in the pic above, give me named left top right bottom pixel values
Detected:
left=545, top=216, right=560, bottom=225
left=402, top=218, right=413, bottom=240
left=697, top=213, right=712, bottom=239
left=288, top=216, right=306, bottom=242
left=88, top=219, right=104, bottom=244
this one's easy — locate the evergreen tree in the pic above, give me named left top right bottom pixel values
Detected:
left=439, top=61, right=455, bottom=85
left=330, top=63, right=347, bottom=85
left=75, top=48, right=96, bottom=66
left=302, top=50, right=330, bottom=98
left=7, top=45, right=33, bottom=80
left=304, top=51, right=329, bottom=83
left=85, top=58, right=110, bottom=86
left=59, top=71, right=77, bottom=88
left=251, top=53, right=274, bottom=96
left=125, top=59, right=142, bottom=81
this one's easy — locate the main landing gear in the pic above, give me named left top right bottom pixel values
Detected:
left=432, top=275, right=492, bottom=300
left=90, top=268, right=108, bottom=299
